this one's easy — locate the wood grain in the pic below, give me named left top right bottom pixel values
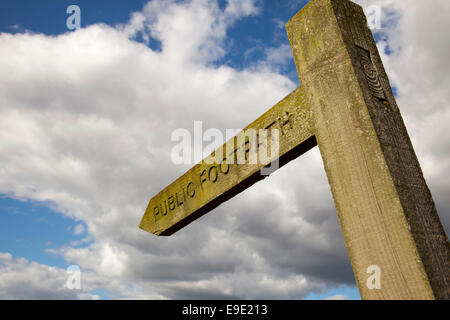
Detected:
left=287, top=0, right=449, bottom=299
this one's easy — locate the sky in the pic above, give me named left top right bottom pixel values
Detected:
left=0, top=0, right=449, bottom=300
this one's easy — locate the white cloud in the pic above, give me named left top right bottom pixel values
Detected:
left=0, top=0, right=449, bottom=299
left=73, top=224, right=85, bottom=235
left=224, top=0, right=261, bottom=18
left=251, top=44, right=294, bottom=73
left=0, top=253, right=109, bottom=299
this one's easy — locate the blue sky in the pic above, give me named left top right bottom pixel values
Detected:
left=0, top=196, right=86, bottom=268
left=0, top=0, right=302, bottom=77
left=1, top=0, right=448, bottom=301
left=0, top=0, right=143, bottom=276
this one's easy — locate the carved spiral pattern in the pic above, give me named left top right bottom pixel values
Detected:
left=358, top=47, right=386, bottom=100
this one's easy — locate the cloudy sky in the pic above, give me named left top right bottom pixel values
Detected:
left=0, top=0, right=449, bottom=300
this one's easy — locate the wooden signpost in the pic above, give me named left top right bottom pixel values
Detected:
left=140, top=0, right=449, bottom=300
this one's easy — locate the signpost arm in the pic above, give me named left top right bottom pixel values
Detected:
left=140, top=87, right=316, bottom=236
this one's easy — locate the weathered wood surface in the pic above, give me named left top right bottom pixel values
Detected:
left=139, top=87, right=316, bottom=236
left=287, top=0, right=449, bottom=299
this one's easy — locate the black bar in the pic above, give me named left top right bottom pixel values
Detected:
left=1, top=300, right=448, bottom=319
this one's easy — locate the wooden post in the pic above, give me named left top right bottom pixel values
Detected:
left=286, top=0, right=449, bottom=299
